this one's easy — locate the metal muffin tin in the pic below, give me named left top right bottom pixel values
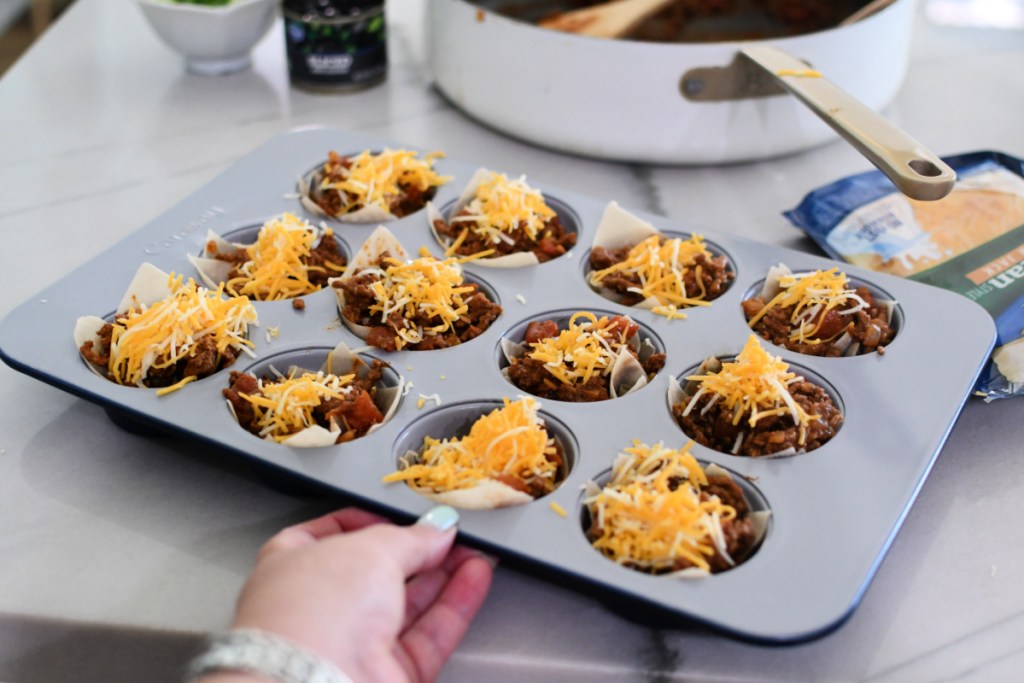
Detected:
left=0, top=128, right=996, bottom=643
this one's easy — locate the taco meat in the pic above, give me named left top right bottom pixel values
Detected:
left=507, top=313, right=664, bottom=402
left=334, top=252, right=502, bottom=351
left=743, top=277, right=895, bottom=356
left=311, top=149, right=448, bottom=219
left=224, top=359, right=387, bottom=444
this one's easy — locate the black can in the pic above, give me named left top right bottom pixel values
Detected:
left=282, top=0, right=387, bottom=92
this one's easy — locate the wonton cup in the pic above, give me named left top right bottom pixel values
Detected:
left=299, top=149, right=449, bottom=223
left=668, top=337, right=843, bottom=458
left=329, top=225, right=500, bottom=351
left=223, top=341, right=403, bottom=448
left=384, top=397, right=566, bottom=510
left=500, top=312, right=661, bottom=401
left=74, top=262, right=257, bottom=390
left=188, top=214, right=345, bottom=300
left=745, top=263, right=897, bottom=357
left=584, top=441, right=770, bottom=578
left=587, top=201, right=733, bottom=317
left=427, top=168, right=573, bottom=268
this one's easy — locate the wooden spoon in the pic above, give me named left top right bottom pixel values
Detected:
left=838, top=0, right=899, bottom=26
left=538, top=0, right=678, bottom=38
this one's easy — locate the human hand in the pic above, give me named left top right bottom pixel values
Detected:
left=196, top=506, right=493, bottom=683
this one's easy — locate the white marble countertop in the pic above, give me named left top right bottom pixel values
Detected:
left=1, top=1, right=1023, bottom=681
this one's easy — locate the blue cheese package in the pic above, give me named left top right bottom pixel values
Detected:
left=785, top=151, right=1024, bottom=401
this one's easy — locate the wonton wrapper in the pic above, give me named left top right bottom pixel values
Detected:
left=225, top=341, right=404, bottom=448
left=667, top=359, right=798, bottom=459
left=426, top=167, right=552, bottom=269
left=587, top=201, right=674, bottom=311
left=73, top=262, right=180, bottom=380
left=583, top=461, right=771, bottom=579
left=993, top=335, right=1024, bottom=384
left=329, top=225, right=411, bottom=342
left=405, top=477, right=534, bottom=510
left=188, top=230, right=239, bottom=289
left=500, top=315, right=658, bottom=399
left=298, top=168, right=395, bottom=224
left=755, top=263, right=896, bottom=357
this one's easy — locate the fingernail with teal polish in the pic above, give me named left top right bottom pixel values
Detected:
left=416, top=505, right=459, bottom=532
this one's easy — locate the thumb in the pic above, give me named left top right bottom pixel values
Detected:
left=363, top=506, right=461, bottom=579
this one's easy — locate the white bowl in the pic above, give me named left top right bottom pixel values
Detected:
left=137, top=0, right=277, bottom=76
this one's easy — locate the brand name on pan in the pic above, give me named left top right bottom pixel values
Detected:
left=143, top=207, right=225, bottom=255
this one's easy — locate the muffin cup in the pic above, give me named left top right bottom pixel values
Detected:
left=426, top=167, right=580, bottom=268
left=226, top=341, right=404, bottom=447
left=188, top=217, right=349, bottom=298
left=388, top=398, right=578, bottom=509
left=498, top=309, right=665, bottom=401
left=581, top=456, right=771, bottom=578
left=743, top=263, right=900, bottom=357
left=74, top=262, right=257, bottom=387
left=330, top=225, right=501, bottom=350
left=585, top=201, right=735, bottom=312
left=668, top=353, right=845, bottom=458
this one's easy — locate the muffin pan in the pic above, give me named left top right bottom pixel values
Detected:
left=0, top=128, right=996, bottom=643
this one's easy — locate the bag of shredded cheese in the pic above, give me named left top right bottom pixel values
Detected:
left=785, top=150, right=1024, bottom=401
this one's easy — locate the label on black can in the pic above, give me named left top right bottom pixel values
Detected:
left=283, top=2, right=387, bottom=91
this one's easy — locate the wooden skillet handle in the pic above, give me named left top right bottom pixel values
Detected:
left=740, top=45, right=956, bottom=201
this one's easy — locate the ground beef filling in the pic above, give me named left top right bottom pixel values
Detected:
left=534, top=1, right=846, bottom=42
left=333, top=255, right=502, bottom=352
left=742, top=286, right=895, bottom=356
left=589, top=245, right=733, bottom=306
left=214, top=236, right=346, bottom=293
left=491, top=441, right=566, bottom=499
left=507, top=317, right=666, bottom=402
left=586, top=473, right=757, bottom=574
left=80, top=322, right=240, bottom=387
left=673, top=379, right=842, bottom=456
left=434, top=211, right=576, bottom=263
left=313, top=153, right=435, bottom=218
left=224, top=360, right=387, bottom=444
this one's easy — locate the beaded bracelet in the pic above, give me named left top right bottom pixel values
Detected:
left=185, top=629, right=354, bottom=683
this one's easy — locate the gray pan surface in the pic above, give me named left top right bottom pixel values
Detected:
left=0, top=128, right=996, bottom=643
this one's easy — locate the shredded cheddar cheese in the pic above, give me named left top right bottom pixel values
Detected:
left=155, top=375, right=197, bottom=396
left=589, top=235, right=718, bottom=318
left=747, top=268, right=866, bottom=345
left=448, top=172, right=555, bottom=248
left=382, top=397, right=559, bottom=494
left=775, top=69, right=823, bottom=78
left=684, top=336, right=815, bottom=443
left=366, top=256, right=476, bottom=350
left=224, top=213, right=344, bottom=300
left=585, top=440, right=738, bottom=573
left=550, top=501, right=568, bottom=517
left=524, top=312, right=633, bottom=386
left=237, top=370, right=357, bottom=442
left=107, top=274, right=257, bottom=388
left=320, top=149, right=450, bottom=216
